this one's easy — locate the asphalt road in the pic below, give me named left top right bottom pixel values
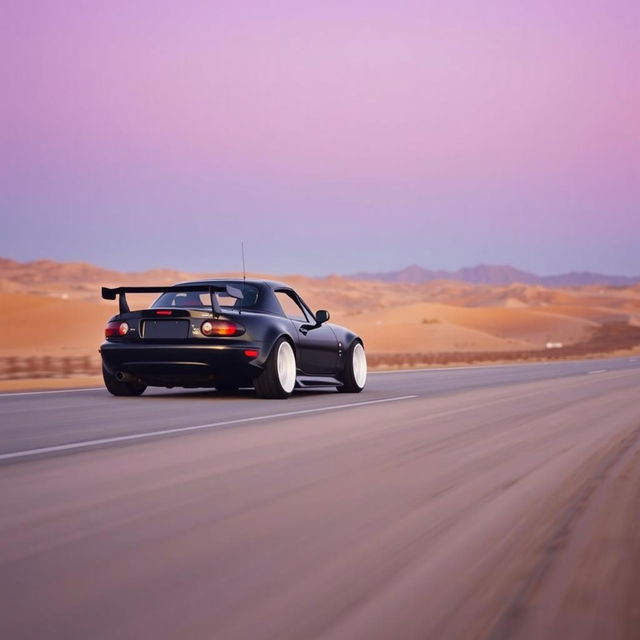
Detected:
left=1, top=357, right=640, bottom=639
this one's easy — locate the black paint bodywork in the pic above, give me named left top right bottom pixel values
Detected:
left=100, top=279, right=362, bottom=390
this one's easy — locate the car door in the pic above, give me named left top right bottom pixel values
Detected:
left=273, top=290, right=339, bottom=375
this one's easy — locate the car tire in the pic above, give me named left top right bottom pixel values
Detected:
left=338, top=341, right=367, bottom=393
left=102, top=365, right=147, bottom=397
left=254, top=338, right=296, bottom=399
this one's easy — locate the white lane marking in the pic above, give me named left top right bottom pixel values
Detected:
left=587, top=369, right=608, bottom=375
left=0, top=395, right=418, bottom=461
left=0, top=387, right=103, bottom=398
left=370, top=362, right=583, bottom=375
left=369, top=363, right=541, bottom=375
left=371, top=359, right=628, bottom=375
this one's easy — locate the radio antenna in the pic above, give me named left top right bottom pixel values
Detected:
left=240, top=242, right=246, bottom=315
left=241, top=241, right=246, bottom=282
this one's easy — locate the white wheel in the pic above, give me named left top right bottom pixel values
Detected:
left=276, top=340, right=296, bottom=393
left=254, top=338, right=297, bottom=398
left=338, top=340, right=367, bottom=393
left=352, top=342, right=367, bottom=389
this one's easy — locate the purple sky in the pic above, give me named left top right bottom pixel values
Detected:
left=2, top=0, right=639, bottom=276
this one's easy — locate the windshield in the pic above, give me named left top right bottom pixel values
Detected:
left=151, top=284, right=260, bottom=310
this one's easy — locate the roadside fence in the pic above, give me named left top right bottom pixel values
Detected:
left=0, top=356, right=101, bottom=380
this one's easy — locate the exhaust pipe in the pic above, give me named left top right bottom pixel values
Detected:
left=116, top=371, right=138, bottom=384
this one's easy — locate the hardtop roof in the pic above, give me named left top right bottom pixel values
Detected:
left=176, top=278, right=293, bottom=290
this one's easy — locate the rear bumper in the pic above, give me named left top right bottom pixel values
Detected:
left=100, top=342, right=262, bottom=387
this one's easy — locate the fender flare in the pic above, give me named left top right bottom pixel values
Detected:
left=258, top=324, right=298, bottom=368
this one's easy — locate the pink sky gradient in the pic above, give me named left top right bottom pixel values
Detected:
left=2, top=0, right=639, bottom=275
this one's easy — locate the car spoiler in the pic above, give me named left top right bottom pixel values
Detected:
left=101, top=284, right=244, bottom=316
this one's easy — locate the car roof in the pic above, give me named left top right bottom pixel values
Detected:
left=176, top=278, right=292, bottom=290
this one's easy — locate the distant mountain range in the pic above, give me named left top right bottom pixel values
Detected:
left=1, top=257, right=638, bottom=289
left=348, top=264, right=640, bottom=287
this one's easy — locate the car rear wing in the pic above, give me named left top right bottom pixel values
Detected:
left=101, top=284, right=244, bottom=316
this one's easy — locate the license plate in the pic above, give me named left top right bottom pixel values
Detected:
left=143, top=320, right=190, bottom=339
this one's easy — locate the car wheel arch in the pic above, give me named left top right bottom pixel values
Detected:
left=261, top=330, right=298, bottom=363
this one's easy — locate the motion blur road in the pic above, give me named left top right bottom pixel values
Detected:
left=1, top=357, right=640, bottom=639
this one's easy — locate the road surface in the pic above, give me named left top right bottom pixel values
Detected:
left=1, top=357, right=639, bottom=639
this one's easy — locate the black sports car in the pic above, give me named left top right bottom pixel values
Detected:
left=100, top=279, right=367, bottom=398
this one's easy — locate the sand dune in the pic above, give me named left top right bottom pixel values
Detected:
left=0, top=293, right=109, bottom=358
left=331, top=302, right=597, bottom=352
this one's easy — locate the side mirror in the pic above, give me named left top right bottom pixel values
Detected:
left=299, top=309, right=330, bottom=334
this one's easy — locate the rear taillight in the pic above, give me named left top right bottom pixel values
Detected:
left=105, top=321, right=129, bottom=337
left=200, top=320, right=245, bottom=337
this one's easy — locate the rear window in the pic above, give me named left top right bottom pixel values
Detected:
left=151, top=284, right=260, bottom=310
